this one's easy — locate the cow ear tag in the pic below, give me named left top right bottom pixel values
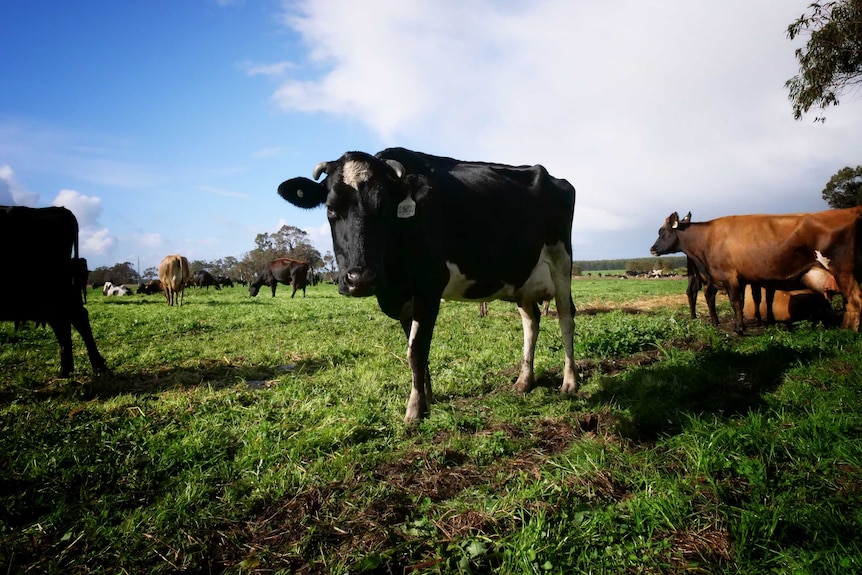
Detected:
left=397, top=196, right=416, bottom=218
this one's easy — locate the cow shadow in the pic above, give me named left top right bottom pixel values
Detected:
left=584, top=343, right=826, bottom=441
left=0, top=351, right=366, bottom=404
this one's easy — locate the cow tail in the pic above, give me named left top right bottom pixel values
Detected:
left=71, top=212, right=87, bottom=304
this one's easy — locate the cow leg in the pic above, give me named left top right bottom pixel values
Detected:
left=765, top=288, right=776, bottom=323
left=48, top=319, right=75, bottom=377
left=751, top=285, right=763, bottom=324
left=402, top=299, right=438, bottom=423
left=514, top=301, right=540, bottom=393
left=686, top=274, right=699, bottom=319
left=557, top=295, right=578, bottom=395
left=836, top=274, right=862, bottom=331
left=270, top=283, right=277, bottom=297
left=726, top=283, right=745, bottom=334
left=70, top=306, right=108, bottom=374
left=705, top=284, right=719, bottom=326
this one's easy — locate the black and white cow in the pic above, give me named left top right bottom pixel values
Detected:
left=102, top=281, right=132, bottom=296
left=0, top=205, right=107, bottom=376
left=278, top=148, right=577, bottom=422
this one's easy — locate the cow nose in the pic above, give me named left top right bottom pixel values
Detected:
left=344, top=267, right=377, bottom=296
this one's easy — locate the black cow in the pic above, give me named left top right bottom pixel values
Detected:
left=0, top=206, right=107, bottom=377
left=190, top=270, right=221, bottom=290
left=249, top=258, right=310, bottom=298
left=278, top=148, right=577, bottom=422
left=215, top=275, right=234, bottom=288
left=137, top=278, right=162, bottom=295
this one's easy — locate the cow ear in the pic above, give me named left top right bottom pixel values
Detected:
left=669, top=212, right=680, bottom=229
left=680, top=212, right=692, bottom=225
left=404, top=173, right=432, bottom=203
left=278, top=177, right=327, bottom=209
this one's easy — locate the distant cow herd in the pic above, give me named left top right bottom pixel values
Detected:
left=4, top=146, right=862, bottom=422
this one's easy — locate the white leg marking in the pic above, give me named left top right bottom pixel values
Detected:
left=815, top=250, right=831, bottom=270
left=514, top=304, right=538, bottom=393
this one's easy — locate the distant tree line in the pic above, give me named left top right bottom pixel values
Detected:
left=88, top=224, right=336, bottom=286
left=573, top=256, right=687, bottom=273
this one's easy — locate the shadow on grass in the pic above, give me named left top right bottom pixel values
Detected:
left=586, top=343, right=828, bottom=441
left=0, top=349, right=369, bottom=404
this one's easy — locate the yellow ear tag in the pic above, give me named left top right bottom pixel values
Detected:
left=397, top=196, right=416, bottom=218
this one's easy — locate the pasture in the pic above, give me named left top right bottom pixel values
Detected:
left=1, top=278, right=860, bottom=574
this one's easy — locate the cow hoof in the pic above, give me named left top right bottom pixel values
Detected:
left=513, top=378, right=534, bottom=394
left=560, top=381, right=579, bottom=395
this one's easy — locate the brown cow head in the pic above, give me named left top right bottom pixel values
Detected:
left=650, top=211, right=691, bottom=256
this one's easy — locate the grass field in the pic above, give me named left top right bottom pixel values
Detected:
left=1, top=278, right=861, bottom=574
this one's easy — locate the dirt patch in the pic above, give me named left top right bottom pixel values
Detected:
left=208, top=412, right=619, bottom=573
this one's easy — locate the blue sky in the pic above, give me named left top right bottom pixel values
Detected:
left=2, top=0, right=862, bottom=272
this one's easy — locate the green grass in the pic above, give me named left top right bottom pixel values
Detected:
left=1, top=279, right=860, bottom=574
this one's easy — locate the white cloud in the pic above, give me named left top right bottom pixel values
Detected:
left=304, top=221, right=333, bottom=255
left=50, top=189, right=118, bottom=257
left=273, top=0, right=862, bottom=257
left=197, top=184, right=249, bottom=198
left=242, top=61, right=295, bottom=77
left=138, top=233, right=163, bottom=248
left=0, top=164, right=39, bottom=206
left=80, top=227, right=117, bottom=256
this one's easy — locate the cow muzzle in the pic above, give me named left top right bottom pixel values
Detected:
left=341, top=267, right=377, bottom=297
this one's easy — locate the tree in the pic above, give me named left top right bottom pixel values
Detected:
left=88, top=262, right=139, bottom=286
left=245, top=225, right=323, bottom=273
left=786, top=0, right=862, bottom=121
left=822, top=165, right=862, bottom=208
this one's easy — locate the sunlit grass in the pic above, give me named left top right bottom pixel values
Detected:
left=1, top=279, right=860, bottom=573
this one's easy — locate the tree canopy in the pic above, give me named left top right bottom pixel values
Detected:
left=786, top=0, right=862, bottom=121
left=822, top=165, right=862, bottom=208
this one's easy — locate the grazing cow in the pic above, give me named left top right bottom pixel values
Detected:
left=277, top=147, right=577, bottom=422
left=215, top=275, right=234, bottom=288
left=650, top=210, right=862, bottom=334
left=249, top=258, right=310, bottom=298
left=0, top=205, right=107, bottom=376
left=102, top=282, right=132, bottom=296
left=137, top=279, right=162, bottom=295
left=158, top=254, right=190, bottom=306
left=190, top=270, right=221, bottom=291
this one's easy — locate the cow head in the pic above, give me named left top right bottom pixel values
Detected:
left=650, top=211, right=691, bottom=256
left=278, top=151, right=429, bottom=297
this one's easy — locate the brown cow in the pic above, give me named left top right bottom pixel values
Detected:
left=650, top=209, right=862, bottom=334
left=158, top=254, right=190, bottom=306
left=249, top=258, right=310, bottom=298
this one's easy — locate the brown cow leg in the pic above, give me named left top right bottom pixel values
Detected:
left=728, top=285, right=746, bottom=334
left=840, top=280, right=862, bottom=331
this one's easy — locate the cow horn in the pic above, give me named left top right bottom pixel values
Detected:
left=385, top=159, right=405, bottom=178
left=312, top=162, right=329, bottom=181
